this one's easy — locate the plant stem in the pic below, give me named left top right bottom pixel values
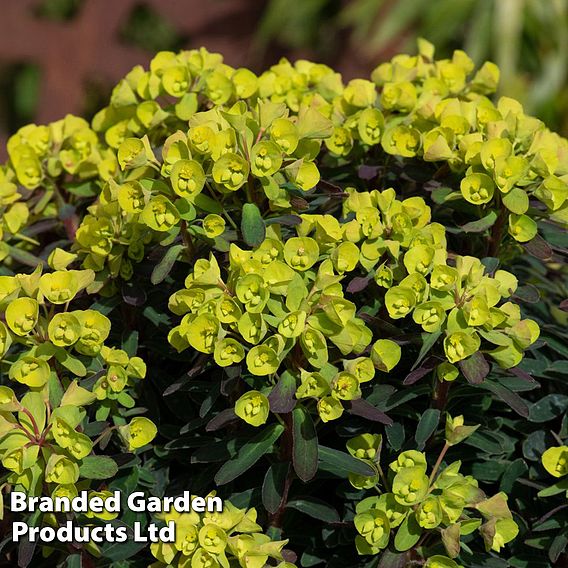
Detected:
left=429, top=442, right=450, bottom=486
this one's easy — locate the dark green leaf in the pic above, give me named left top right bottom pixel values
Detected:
left=415, top=409, right=440, bottom=450
left=529, top=394, right=568, bottom=423
left=262, top=462, right=289, bottom=514
left=482, top=381, right=529, bottom=417
left=287, top=497, right=340, bottom=523
left=292, top=406, right=318, bottom=482
left=241, top=203, right=266, bottom=247
left=79, top=456, right=118, bottom=479
left=318, top=446, right=376, bottom=478
left=461, top=210, right=497, bottom=233
left=411, top=331, right=441, bottom=371
left=151, top=244, right=184, bottom=284
left=215, top=423, right=284, bottom=485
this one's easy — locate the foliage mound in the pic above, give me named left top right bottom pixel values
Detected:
left=1, top=40, right=567, bottom=567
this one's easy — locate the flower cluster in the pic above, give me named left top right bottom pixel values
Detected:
left=297, top=188, right=540, bottom=369
left=352, top=415, right=519, bottom=558
left=167, top=230, right=401, bottom=424
left=0, top=264, right=156, bottom=497
left=150, top=495, right=294, bottom=568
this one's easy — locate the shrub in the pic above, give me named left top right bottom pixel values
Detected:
left=0, top=39, right=567, bottom=567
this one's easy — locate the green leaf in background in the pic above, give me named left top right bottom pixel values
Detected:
left=215, top=423, right=284, bottom=485
left=286, top=497, right=340, bottom=523
left=292, top=406, right=318, bottom=482
left=318, top=445, right=376, bottom=478
left=151, top=243, right=184, bottom=284
left=241, top=203, right=266, bottom=247
left=415, top=408, right=441, bottom=449
left=262, top=462, right=290, bottom=514
left=79, top=456, right=119, bottom=479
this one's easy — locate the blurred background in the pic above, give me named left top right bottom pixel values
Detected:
left=1, top=0, right=568, bottom=161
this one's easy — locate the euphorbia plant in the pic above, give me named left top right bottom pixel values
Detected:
left=0, top=39, right=567, bottom=567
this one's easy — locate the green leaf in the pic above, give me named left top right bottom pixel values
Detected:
left=79, top=456, right=118, bottom=479
left=151, top=244, right=184, bottom=285
left=482, top=381, right=529, bottom=417
left=268, top=371, right=297, bottom=413
left=8, top=246, right=43, bottom=268
left=262, top=462, right=290, bottom=514
left=415, top=408, right=440, bottom=450
left=215, top=423, right=284, bottom=485
left=241, top=203, right=266, bottom=247
left=99, top=521, right=147, bottom=560
left=538, top=477, right=568, bottom=498
left=394, top=513, right=422, bottom=551
left=54, top=347, right=87, bottom=377
left=292, top=406, right=318, bottom=482
left=411, top=331, right=441, bottom=371
left=318, top=445, right=376, bottom=478
left=529, top=394, right=568, bottom=423
left=461, top=210, right=497, bottom=233
left=459, top=351, right=489, bottom=384
left=64, top=556, right=81, bottom=568
left=287, top=497, right=340, bottom=523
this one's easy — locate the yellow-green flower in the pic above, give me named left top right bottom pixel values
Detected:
left=444, top=331, right=481, bottom=363
left=278, top=311, right=307, bottom=338
left=445, top=413, right=480, bottom=446
left=371, top=339, right=401, bottom=372
left=235, top=391, right=269, bottom=427
left=390, top=450, right=427, bottom=474
left=508, top=213, right=537, bottom=242
left=214, top=338, right=245, bottom=367
left=171, top=159, right=206, bottom=200
left=317, top=396, right=343, bottom=422
left=460, top=173, right=495, bottom=204
left=39, top=271, right=79, bottom=304
left=437, top=362, right=459, bottom=382
left=162, top=65, right=190, bottom=97
left=125, top=417, right=158, bottom=450
left=392, top=466, right=429, bottom=506
left=251, top=141, right=282, bottom=177
left=331, top=372, right=361, bottom=401
left=48, top=312, right=81, bottom=347
left=416, top=496, right=442, bottom=529
left=358, top=108, right=384, bottom=145
left=296, top=371, right=329, bottom=399
left=45, top=454, right=79, bottom=485
left=354, top=508, right=390, bottom=548
left=5, top=297, right=38, bottom=336
left=283, top=237, right=319, bottom=271
left=347, top=433, right=382, bottom=461
left=9, top=356, right=50, bottom=387
left=344, top=357, right=375, bottom=383
left=270, top=118, right=299, bottom=154
left=185, top=314, right=219, bottom=354
left=542, top=446, right=568, bottom=478
left=246, top=345, right=279, bottom=376
left=213, top=152, right=249, bottom=190
left=385, top=286, right=416, bottom=319
left=140, top=195, right=180, bottom=232
left=236, top=274, right=269, bottom=313
left=203, top=214, right=226, bottom=238
left=198, top=523, right=227, bottom=554
left=413, top=301, right=445, bottom=332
